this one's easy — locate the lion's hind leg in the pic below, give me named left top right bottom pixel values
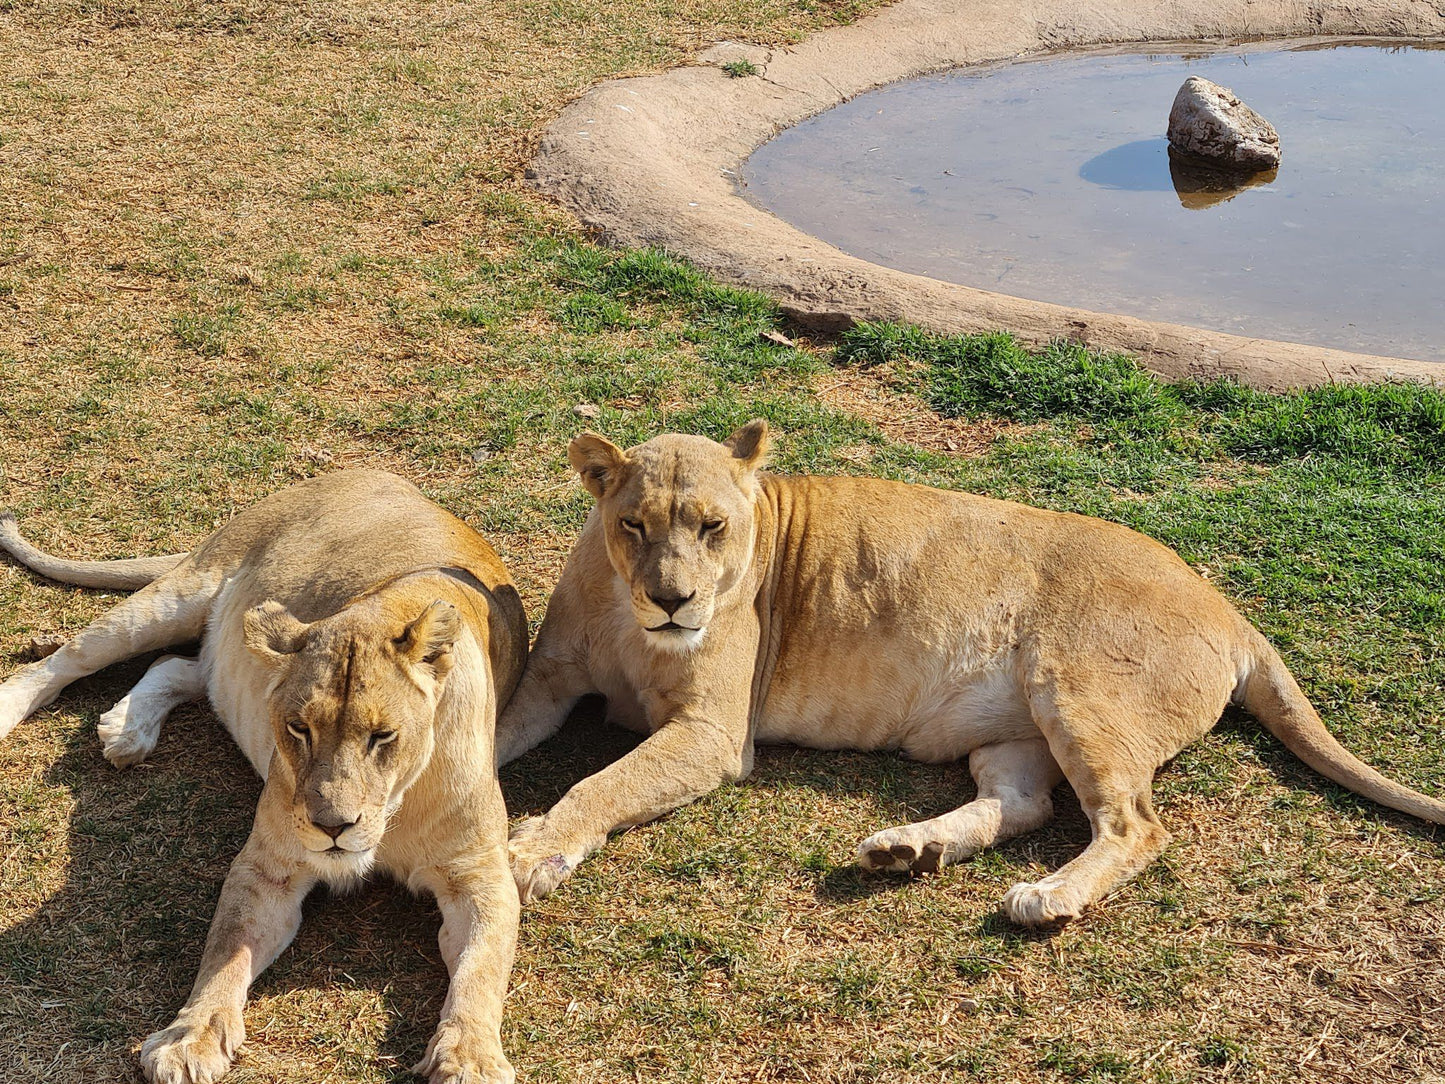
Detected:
left=98, top=654, right=205, bottom=768
left=857, top=738, right=1061, bottom=875
left=999, top=779, right=1168, bottom=927
left=999, top=691, right=1175, bottom=927
left=0, top=568, right=215, bottom=742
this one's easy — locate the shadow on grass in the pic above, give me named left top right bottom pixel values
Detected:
left=1211, top=709, right=1445, bottom=847
left=500, top=700, right=1442, bottom=933
left=499, top=696, right=641, bottom=816
left=500, top=705, right=1103, bottom=915
left=0, top=657, right=465, bottom=1083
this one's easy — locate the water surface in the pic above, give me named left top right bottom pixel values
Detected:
left=743, top=41, right=1445, bottom=362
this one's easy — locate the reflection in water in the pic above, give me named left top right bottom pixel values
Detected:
left=743, top=40, right=1445, bottom=362
left=1077, top=138, right=1176, bottom=191
left=1078, top=138, right=1280, bottom=209
left=1168, top=151, right=1279, bottom=210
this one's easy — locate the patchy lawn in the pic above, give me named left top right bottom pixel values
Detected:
left=1, top=3, right=1442, bottom=1083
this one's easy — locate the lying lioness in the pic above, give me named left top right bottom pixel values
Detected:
left=0, top=471, right=526, bottom=1084
left=500, top=422, right=1445, bottom=923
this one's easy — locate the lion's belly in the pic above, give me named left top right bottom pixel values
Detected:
left=754, top=644, right=1039, bottom=762
left=200, top=578, right=279, bottom=778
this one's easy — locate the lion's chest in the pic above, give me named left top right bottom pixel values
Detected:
left=595, top=675, right=652, bottom=734
left=585, top=621, right=703, bottom=737
left=585, top=635, right=669, bottom=737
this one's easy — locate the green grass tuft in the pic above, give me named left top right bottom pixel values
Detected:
left=840, top=322, right=1445, bottom=470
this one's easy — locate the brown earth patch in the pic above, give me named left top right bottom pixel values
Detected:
left=815, top=364, right=1020, bottom=456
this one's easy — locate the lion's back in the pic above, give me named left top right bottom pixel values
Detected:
left=753, top=473, right=1241, bottom=752
left=191, top=471, right=513, bottom=621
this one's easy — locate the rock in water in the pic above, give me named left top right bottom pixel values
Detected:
left=1167, top=76, right=1280, bottom=172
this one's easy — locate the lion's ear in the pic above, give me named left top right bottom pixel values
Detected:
left=397, top=599, right=461, bottom=678
left=568, top=432, right=628, bottom=499
left=725, top=418, right=771, bottom=472
left=244, top=601, right=309, bottom=660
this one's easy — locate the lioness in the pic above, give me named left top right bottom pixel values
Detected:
left=0, top=471, right=526, bottom=1084
left=499, top=422, right=1445, bottom=923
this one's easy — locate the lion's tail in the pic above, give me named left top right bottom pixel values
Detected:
left=0, top=512, right=187, bottom=591
left=1240, top=626, right=1445, bottom=824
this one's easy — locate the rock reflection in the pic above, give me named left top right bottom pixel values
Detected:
left=1077, top=138, right=1174, bottom=191
left=1168, top=150, right=1279, bottom=209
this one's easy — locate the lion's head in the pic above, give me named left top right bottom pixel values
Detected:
left=243, top=594, right=462, bottom=874
left=568, top=420, right=770, bottom=652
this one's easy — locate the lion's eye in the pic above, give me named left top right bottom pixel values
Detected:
left=286, top=721, right=310, bottom=745
left=701, top=519, right=725, bottom=537
left=368, top=729, right=397, bottom=752
left=620, top=517, right=645, bottom=538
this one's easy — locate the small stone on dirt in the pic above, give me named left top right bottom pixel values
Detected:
left=1167, top=76, right=1280, bottom=172
left=27, top=633, right=65, bottom=660
left=573, top=403, right=601, bottom=419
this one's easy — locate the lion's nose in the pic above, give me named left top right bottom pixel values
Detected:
left=311, top=814, right=358, bottom=840
left=649, top=591, right=694, bottom=616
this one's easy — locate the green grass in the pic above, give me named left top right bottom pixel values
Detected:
left=2, top=7, right=1443, bottom=1076
left=840, top=322, right=1445, bottom=469
left=6, top=256, right=1445, bottom=1080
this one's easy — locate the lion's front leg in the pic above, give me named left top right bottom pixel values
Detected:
left=494, top=644, right=595, bottom=767
left=142, top=799, right=315, bottom=1084
left=509, top=712, right=752, bottom=902
left=414, top=843, right=520, bottom=1084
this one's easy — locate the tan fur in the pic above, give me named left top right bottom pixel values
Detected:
left=499, top=423, right=1445, bottom=924
left=0, top=471, right=527, bottom=1084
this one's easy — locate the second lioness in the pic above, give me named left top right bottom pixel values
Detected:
left=500, top=422, right=1445, bottom=923
left=0, top=471, right=526, bottom=1084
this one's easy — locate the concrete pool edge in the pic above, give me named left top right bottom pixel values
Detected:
left=527, top=0, right=1445, bottom=390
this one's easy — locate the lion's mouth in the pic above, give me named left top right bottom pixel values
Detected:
left=646, top=621, right=698, bottom=633
left=320, top=842, right=377, bottom=861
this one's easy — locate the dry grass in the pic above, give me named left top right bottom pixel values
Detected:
left=2, top=1, right=1444, bottom=1082
left=814, top=362, right=1024, bottom=457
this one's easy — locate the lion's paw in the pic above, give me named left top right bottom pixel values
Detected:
left=414, top=1020, right=515, bottom=1084
left=98, top=698, right=161, bottom=768
left=139, top=1008, right=243, bottom=1084
left=0, top=678, right=36, bottom=743
left=1000, top=876, right=1084, bottom=927
left=509, top=845, right=574, bottom=904
left=856, top=830, right=947, bottom=876
left=507, top=817, right=575, bottom=904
